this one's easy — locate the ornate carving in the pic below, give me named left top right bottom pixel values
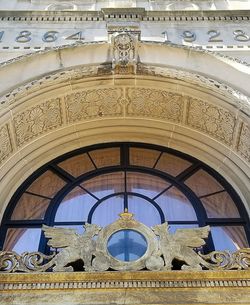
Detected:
left=187, top=98, right=236, bottom=145
left=0, top=124, right=12, bottom=163
left=43, top=223, right=102, bottom=272
left=0, top=213, right=249, bottom=273
left=137, top=64, right=250, bottom=117
left=237, top=123, right=250, bottom=162
left=200, top=248, right=250, bottom=270
left=149, top=223, right=210, bottom=271
left=126, top=88, right=184, bottom=122
left=0, top=251, right=55, bottom=273
left=13, top=98, right=62, bottom=146
left=111, top=33, right=137, bottom=73
left=65, top=88, right=123, bottom=123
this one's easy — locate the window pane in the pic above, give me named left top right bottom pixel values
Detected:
left=126, top=172, right=170, bottom=198
left=55, top=187, right=97, bottom=222
left=168, top=224, right=198, bottom=234
left=58, top=154, right=95, bottom=177
left=108, top=230, right=147, bottom=262
left=155, top=187, right=197, bottom=221
left=92, top=195, right=124, bottom=227
left=185, top=169, right=224, bottom=197
left=26, top=170, right=66, bottom=198
left=201, top=192, right=240, bottom=218
left=81, top=172, right=125, bottom=198
left=129, top=147, right=161, bottom=168
left=3, top=228, right=41, bottom=254
left=211, top=226, right=249, bottom=251
left=128, top=195, right=161, bottom=226
left=11, top=194, right=50, bottom=220
left=88, top=147, right=120, bottom=168
left=155, top=153, right=192, bottom=176
left=54, top=225, right=84, bottom=235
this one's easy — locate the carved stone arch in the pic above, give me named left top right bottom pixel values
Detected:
left=0, top=41, right=249, bottom=220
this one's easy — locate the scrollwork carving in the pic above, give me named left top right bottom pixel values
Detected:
left=1, top=213, right=249, bottom=273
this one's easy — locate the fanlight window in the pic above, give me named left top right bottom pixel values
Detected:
left=0, top=143, right=249, bottom=255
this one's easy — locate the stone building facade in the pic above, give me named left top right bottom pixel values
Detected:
left=0, top=1, right=250, bottom=304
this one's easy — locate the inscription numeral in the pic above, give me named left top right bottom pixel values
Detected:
left=182, top=30, right=196, bottom=42
left=207, top=30, right=223, bottom=42
left=43, top=31, right=58, bottom=42
left=16, top=31, right=31, bottom=43
left=233, top=30, right=250, bottom=42
left=65, top=31, right=84, bottom=41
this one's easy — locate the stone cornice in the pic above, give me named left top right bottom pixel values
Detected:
left=0, top=270, right=250, bottom=291
left=0, top=9, right=249, bottom=22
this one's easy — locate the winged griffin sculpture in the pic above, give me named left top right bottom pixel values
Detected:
left=42, top=223, right=101, bottom=272
left=151, top=222, right=210, bottom=270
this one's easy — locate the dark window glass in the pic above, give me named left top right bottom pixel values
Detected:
left=155, top=187, right=197, bottom=221
left=184, top=169, right=224, bottom=197
left=1, top=143, right=249, bottom=255
left=58, top=154, right=95, bottom=177
left=3, top=228, right=41, bottom=254
left=155, top=153, right=192, bottom=176
left=55, top=187, right=97, bottom=222
left=26, top=170, right=66, bottom=198
left=88, top=147, right=120, bottom=168
left=126, top=172, right=170, bottom=198
left=130, top=147, right=161, bottom=168
left=211, top=226, right=249, bottom=251
left=201, top=192, right=240, bottom=218
left=11, top=194, right=50, bottom=220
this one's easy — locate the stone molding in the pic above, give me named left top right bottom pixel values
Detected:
left=0, top=270, right=250, bottom=291
left=0, top=9, right=249, bottom=23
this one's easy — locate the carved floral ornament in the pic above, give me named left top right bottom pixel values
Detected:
left=0, top=211, right=249, bottom=273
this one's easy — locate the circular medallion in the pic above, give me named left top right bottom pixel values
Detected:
left=107, top=229, right=148, bottom=262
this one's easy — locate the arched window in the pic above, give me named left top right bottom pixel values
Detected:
left=0, top=143, right=249, bottom=255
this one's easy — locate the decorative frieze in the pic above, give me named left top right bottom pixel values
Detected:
left=65, top=88, right=124, bottom=123
left=0, top=278, right=250, bottom=291
left=13, top=98, right=62, bottom=147
left=187, top=98, right=236, bottom=145
left=126, top=88, right=184, bottom=123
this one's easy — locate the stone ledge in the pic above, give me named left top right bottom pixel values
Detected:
left=0, top=270, right=250, bottom=291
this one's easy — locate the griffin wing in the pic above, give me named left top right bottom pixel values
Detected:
left=172, top=226, right=210, bottom=248
left=42, top=225, right=80, bottom=248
